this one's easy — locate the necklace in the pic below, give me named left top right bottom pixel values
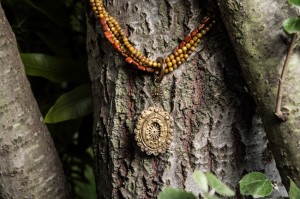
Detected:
left=90, top=0, right=215, bottom=155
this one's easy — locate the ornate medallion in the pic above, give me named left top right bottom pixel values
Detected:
left=134, top=106, right=173, bottom=156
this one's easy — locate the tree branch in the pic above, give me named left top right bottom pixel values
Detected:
left=275, top=33, right=297, bottom=121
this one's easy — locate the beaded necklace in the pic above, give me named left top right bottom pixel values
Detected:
left=90, top=0, right=215, bottom=156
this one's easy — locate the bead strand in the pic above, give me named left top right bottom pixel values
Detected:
left=89, top=0, right=215, bottom=76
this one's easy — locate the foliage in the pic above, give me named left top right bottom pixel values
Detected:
left=289, top=178, right=300, bottom=199
left=2, top=0, right=95, bottom=198
left=44, top=84, right=92, bottom=123
left=159, top=171, right=300, bottom=199
left=283, top=0, right=300, bottom=34
left=239, top=172, right=272, bottom=198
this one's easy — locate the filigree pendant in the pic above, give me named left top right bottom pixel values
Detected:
left=134, top=106, right=173, bottom=156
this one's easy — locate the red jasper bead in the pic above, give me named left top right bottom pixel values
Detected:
left=100, top=18, right=106, bottom=25
left=191, top=29, right=198, bottom=37
left=125, top=57, right=133, bottom=64
left=198, top=24, right=205, bottom=31
left=103, top=24, right=109, bottom=31
left=184, top=34, right=192, bottom=42
left=180, top=41, right=186, bottom=48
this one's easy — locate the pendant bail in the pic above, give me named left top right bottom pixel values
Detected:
left=154, top=57, right=166, bottom=85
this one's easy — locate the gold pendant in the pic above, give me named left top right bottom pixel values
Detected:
left=134, top=106, right=173, bottom=156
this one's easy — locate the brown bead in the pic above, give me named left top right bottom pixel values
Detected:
left=176, top=57, right=181, bottom=62
left=174, top=52, right=179, bottom=56
left=184, top=54, right=189, bottom=59
left=197, top=33, right=202, bottom=39
left=191, top=46, right=196, bottom=51
left=167, top=62, right=172, bottom=67
left=193, top=36, right=198, bottom=42
left=178, top=49, right=183, bottom=54
left=166, top=57, right=171, bottom=62
left=182, top=46, right=187, bottom=52
left=172, top=59, right=176, bottom=65
left=169, top=67, right=174, bottom=72
left=201, top=30, right=206, bottom=35
left=186, top=43, right=191, bottom=49
left=169, top=54, right=175, bottom=60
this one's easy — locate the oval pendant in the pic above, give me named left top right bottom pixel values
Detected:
left=135, top=106, right=173, bottom=156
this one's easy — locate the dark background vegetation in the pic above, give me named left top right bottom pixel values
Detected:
left=2, top=0, right=96, bottom=198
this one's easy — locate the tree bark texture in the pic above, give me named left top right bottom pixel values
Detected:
left=218, top=0, right=300, bottom=186
left=87, top=0, right=285, bottom=198
left=0, top=5, right=69, bottom=198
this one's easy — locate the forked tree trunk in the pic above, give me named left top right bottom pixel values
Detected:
left=87, top=0, right=284, bottom=198
left=218, top=0, right=300, bottom=187
left=0, top=4, right=69, bottom=198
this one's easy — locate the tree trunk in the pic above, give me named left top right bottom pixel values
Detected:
left=0, top=4, right=69, bottom=198
left=87, top=0, right=285, bottom=198
left=218, top=0, right=300, bottom=187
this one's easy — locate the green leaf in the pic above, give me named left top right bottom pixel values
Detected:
left=206, top=173, right=235, bottom=197
left=158, top=188, right=196, bottom=199
left=289, top=179, right=300, bottom=199
left=239, top=172, right=272, bottom=198
left=193, top=171, right=208, bottom=193
left=288, top=0, right=300, bottom=7
left=283, top=17, right=300, bottom=34
left=21, top=53, right=89, bottom=83
left=44, top=84, right=92, bottom=123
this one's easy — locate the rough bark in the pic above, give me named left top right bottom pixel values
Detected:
left=87, top=0, right=285, bottom=198
left=218, top=0, right=300, bottom=186
left=0, top=4, right=69, bottom=198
